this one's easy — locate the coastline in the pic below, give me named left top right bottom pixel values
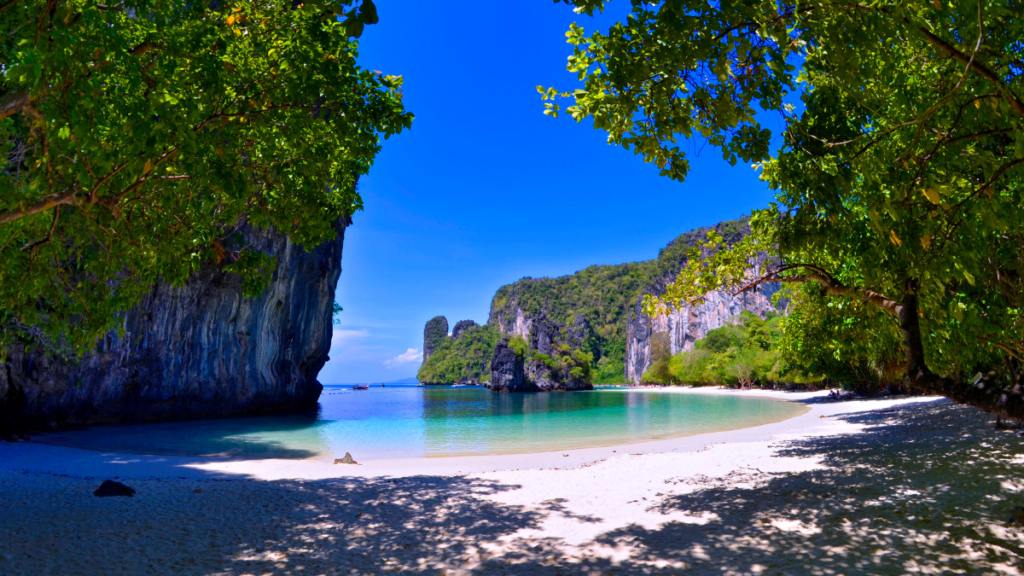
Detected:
left=3, top=389, right=1023, bottom=575
left=4, top=388, right=842, bottom=480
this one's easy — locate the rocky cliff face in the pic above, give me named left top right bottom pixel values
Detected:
left=422, top=316, right=449, bottom=362
left=625, top=276, right=780, bottom=383
left=0, top=219, right=348, bottom=432
left=485, top=219, right=780, bottom=384
left=485, top=315, right=594, bottom=392
left=450, top=320, right=478, bottom=341
left=489, top=340, right=531, bottom=392
left=419, top=313, right=448, bottom=358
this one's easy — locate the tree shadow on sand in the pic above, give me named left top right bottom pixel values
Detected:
left=202, top=400, right=1024, bottom=576
left=585, top=400, right=1024, bottom=575
left=4, top=400, right=1024, bottom=576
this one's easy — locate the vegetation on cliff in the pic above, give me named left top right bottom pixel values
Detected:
left=422, top=316, right=449, bottom=360
left=643, top=311, right=783, bottom=387
left=0, top=0, right=411, bottom=354
left=549, top=0, right=1024, bottom=420
left=417, top=324, right=500, bottom=384
left=529, top=343, right=594, bottom=387
left=646, top=301, right=904, bottom=391
left=490, top=220, right=747, bottom=383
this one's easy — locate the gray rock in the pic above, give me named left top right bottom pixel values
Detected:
left=568, top=315, right=590, bottom=349
left=423, top=316, right=449, bottom=361
left=529, top=316, right=562, bottom=356
left=624, top=281, right=779, bottom=383
left=94, top=480, right=136, bottom=497
left=0, top=218, right=348, bottom=432
left=489, top=340, right=533, bottom=392
left=450, top=320, right=478, bottom=341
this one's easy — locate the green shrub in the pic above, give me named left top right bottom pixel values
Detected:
left=508, top=335, right=530, bottom=357
left=666, top=312, right=788, bottom=387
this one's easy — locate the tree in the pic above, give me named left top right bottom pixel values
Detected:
left=0, top=0, right=411, bottom=353
left=548, top=0, right=1024, bottom=419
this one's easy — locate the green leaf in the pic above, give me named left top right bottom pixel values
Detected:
left=358, top=0, right=378, bottom=25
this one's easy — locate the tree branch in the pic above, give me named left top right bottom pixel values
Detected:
left=0, top=189, right=80, bottom=225
left=917, top=27, right=1024, bottom=120
left=0, top=0, right=24, bottom=15
left=19, top=205, right=60, bottom=252
left=734, top=263, right=903, bottom=317
left=0, top=91, right=29, bottom=122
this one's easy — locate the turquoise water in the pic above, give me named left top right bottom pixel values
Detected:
left=34, top=386, right=806, bottom=460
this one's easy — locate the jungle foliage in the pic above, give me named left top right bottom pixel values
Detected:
left=643, top=311, right=784, bottom=386
left=550, top=0, right=1024, bottom=419
left=490, top=220, right=747, bottom=384
left=0, top=0, right=410, bottom=355
left=644, top=305, right=904, bottom=390
left=416, top=324, right=500, bottom=384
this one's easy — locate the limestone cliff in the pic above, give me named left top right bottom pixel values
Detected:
left=450, top=320, right=478, bottom=340
left=0, top=219, right=348, bottom=432
left=625, top=269, right=780, bottom=383
left=422, top=316, right=449, bottom=362
left=423, top=219, right=776, bottom=387
left=487, top=219, right=774, bottom=384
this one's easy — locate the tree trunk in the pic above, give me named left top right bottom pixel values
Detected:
left=900, top=293, right=1024, bottom=422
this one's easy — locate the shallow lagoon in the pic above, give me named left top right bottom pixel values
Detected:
left=34, top=386, right=806, bottom=460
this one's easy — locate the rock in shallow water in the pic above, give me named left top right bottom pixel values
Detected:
left=489, top=340, right=533, bottom=393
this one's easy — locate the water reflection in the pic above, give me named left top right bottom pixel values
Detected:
left=33, top=386, right=806, bottom=460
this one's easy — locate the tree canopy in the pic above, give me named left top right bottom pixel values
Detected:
left=0, top=0, right=411, bottom=354
left=549, top=0, right=1024, bottom=418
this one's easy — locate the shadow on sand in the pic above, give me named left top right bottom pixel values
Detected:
left=2, top=399, right=1023, bottom=575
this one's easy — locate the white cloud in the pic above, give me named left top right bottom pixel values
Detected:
left=384, top=348, right=423, bottom=367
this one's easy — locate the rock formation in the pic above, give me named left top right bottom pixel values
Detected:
left=485, top=315, right=593, bottom=392
left=422, top=316, right=449, bottom=361
left=485, top=219, right=779, bottom=384
left=0, top=218, right=348, bottom=433
left=450, top=320, right=478, bottom=341
left=489, top=340, right=532, bottom=392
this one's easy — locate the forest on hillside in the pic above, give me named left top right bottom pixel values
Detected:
left=488, top=220, right=748, bottom=383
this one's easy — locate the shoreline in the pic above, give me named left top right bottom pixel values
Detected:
left=4, top=388, right=925, bottom=481
left=3, top=388, right=1023, bottom=575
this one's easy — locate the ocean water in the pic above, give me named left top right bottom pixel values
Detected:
left=33, top=386, right=806, bottom=460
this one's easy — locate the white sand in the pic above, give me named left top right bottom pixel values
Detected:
left=2, top=388, right=1023, bottom=575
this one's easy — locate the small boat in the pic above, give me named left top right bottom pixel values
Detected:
left=352, top=384, right=369, bottom=390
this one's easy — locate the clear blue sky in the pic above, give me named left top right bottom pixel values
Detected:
left=319, top=1, right=779, bottom=384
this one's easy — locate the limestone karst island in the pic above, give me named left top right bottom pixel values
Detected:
left=2, top=1, right=1023, bottom=574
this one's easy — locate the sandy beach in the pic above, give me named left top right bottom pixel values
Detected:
left=2, top=388, right=1023, bottom=575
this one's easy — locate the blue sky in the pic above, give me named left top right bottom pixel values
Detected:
left=318, top=1, right=779, bottom=384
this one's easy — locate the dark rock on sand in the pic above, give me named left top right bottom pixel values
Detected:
left=94, top=480, right=136, bottom=498
left=1010, top=506, right=1024, bottom=526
